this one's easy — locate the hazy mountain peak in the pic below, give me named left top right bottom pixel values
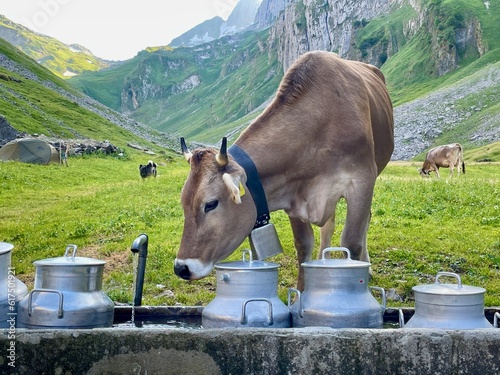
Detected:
left=170, top=0, right=261, bottom=47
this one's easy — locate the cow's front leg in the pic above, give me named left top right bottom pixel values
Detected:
left=435, top=168, right=441, bottom=178
left=289, top=217, right=314, bottom=291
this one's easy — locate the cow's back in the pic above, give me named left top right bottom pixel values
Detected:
left=238, top=51, right=394, bottom=177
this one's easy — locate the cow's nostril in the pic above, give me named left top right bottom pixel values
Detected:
left=174, top=264, right=191, bottom=280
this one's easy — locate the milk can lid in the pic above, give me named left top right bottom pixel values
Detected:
left=301, top=247, right=371, bottom=268
left=214, top=249, right=280, bottom=271
left=33, top=244, right=106, bottom=267
left=412, top=272, right=485, bottom=296
left=0, top=242, right=14, bottom=255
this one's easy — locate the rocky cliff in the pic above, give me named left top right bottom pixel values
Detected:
left=267, top=0, right=393, bottom=70
left=253, top=0, right=289, bottom=28
left=259, top=0, right=487, bottom=74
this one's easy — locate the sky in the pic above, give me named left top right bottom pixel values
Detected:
left=1, top=0, right=241, bottom=61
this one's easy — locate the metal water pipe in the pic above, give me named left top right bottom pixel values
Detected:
left=130, top=234, right=148, bottom=306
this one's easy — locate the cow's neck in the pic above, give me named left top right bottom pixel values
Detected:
left=230, top=141, right=295, bottom=220
left=228, top=144, right=270, bottom=228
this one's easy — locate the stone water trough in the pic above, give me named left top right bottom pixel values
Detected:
left=1, top=306, right=499, bottom=375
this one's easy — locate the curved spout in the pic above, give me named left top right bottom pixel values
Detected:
left=131, top=234, right=148, bottom=306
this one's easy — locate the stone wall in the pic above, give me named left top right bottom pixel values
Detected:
left=1, top=327, right=499, bottom=374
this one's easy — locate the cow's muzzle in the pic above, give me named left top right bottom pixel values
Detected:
left=174, top=263, right=191, bottom=280
left=174, top=258, right=214, bottom=280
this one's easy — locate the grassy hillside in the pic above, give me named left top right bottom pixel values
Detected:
left=69, top=56, right=144, bottom=112
left=0, top=38, right=172, bottom=154
left=0, top=15, right=110, bottom=78
left=464, top=141, right=500, bottom=162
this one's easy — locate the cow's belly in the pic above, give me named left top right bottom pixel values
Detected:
left=285, top=179, right=349, bottom=226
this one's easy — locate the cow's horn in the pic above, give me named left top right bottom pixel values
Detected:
left=216, top=137, right=228, bottom=167
left=180, top=137, right=192, bottom=163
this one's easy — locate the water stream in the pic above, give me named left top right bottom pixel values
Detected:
left=131, top=252, right=138, bottom=325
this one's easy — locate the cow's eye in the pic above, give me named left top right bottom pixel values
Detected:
left=204, top=200, right=219, bottom=213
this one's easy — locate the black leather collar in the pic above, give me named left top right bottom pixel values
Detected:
left=228, top=144, right=270, bottom=229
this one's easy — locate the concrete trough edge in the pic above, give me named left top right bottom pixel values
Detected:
left=1, top=307, right=499, bottom=375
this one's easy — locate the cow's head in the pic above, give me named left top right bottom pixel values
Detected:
left=174, top=137, right=257, bottom=280
left=417, top=167, right=431, bottom=178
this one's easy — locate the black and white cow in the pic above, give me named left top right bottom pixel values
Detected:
left=139, top=161, right=157, bottom=179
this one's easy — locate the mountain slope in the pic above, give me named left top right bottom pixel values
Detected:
left=0, top=15, right=111, bottom=78
left=0, top=37, right=177, bottom=152
left=170, top=17, right=225, bottom=47
left=71, top=29, right=282, bottom=143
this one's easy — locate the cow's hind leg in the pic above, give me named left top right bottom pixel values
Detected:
left=341, top=181, right=374, bottom=263
left=289, top=217, right=314, bottom=291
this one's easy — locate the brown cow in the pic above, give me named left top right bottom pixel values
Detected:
left=418, top=143, right=465, bottom=178
left=174, top=51, right=394, bottom=290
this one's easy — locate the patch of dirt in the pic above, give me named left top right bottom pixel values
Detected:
left=77, top=245, right=131, bottom=273
left=16, top=246, right=131, bottom=290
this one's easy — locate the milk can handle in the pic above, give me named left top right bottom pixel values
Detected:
left=64, top=244, right=78, bottom=258
left=28, top=289, right=64, bottom=319
left=287, top=288, right=303, bottom=318
left=240, top=298, right=273, bottom=325
left=322, top=247, right=351, bottom=260
left=242, top=249, right=253, bottom=263
left=435, top=272, right=462, bottom=288
left=494, top=312, right=500, bottom=328
left=369, top=286, right=386, bottom=310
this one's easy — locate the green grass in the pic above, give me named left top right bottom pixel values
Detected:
left=1, top=153, right=498, bottom=308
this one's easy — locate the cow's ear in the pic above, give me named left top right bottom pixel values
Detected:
left=222, top=173, right=243, bottom=204
left=180, top=137, right=192, bottom=163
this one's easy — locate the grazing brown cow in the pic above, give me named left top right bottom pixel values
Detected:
left=418, top=143, right=465, bottom=178
left=174, top=51, right=394, bottom=290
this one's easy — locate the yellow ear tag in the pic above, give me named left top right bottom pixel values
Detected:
left=239, top=182, right=245, bottom=197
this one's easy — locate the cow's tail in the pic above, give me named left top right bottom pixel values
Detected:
left=462, top=161, right=466, bottom=174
